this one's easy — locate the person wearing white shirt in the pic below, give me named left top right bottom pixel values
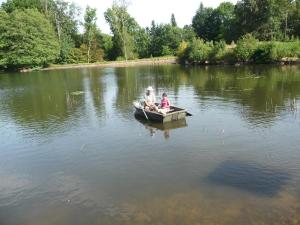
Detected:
left=144, top=86, right=157, bottom=111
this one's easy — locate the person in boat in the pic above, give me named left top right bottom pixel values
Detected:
left=144, top=86, right=157, bottom=111
left=157, top=92, right=171, bottom=115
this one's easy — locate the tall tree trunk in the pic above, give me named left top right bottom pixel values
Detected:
left=45, top=0, right=48, bottom=14
left=284, top=13, right=288, bottom=40
left=55, top=13, right=61, bottom=43
left=87, top=38, right=91, bottom=63
left=121, top=15, right=127, bottom=61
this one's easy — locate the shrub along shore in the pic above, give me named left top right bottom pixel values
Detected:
left=177, top=35, right=300, bottom=66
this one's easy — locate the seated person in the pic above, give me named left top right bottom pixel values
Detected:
left=157, top=92, right=170, bottom=115
left=144, top=86, right=157, bottom=111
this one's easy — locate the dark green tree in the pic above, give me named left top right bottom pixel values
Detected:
left=171, top=13, right=177, bottom=27
left=192, top=3, right=214, bottom=40
left=1, top=0, right=50, bottom=13
left=0, top=9, right=59, bottom=69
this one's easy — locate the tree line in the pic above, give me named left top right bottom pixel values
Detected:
left=0, top=0, right=299, bottom=70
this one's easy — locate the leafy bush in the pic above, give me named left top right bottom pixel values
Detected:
left=234, top=34, right=259, bottom=62
left=0, top=9, right=59, bottom=69
left=251, top=41, right=300, bottom=63
left=271, top=41, right=300, bottom=60
left=66, top=48, right=86, bottom=64
left=162, top=45, right=173, bottom=56
left=251, top=42, right=274, bottom=63
left=186, top=38, right=212, bottom=63
left=209, top=40, right=226, bottom=62
left=176, top=41, right=188, bottom=63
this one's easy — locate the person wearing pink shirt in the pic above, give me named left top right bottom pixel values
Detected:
left=158, top=93, right=171, bottom=115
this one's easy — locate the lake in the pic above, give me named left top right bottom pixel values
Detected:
left=0, top=64, right=300, bottom=225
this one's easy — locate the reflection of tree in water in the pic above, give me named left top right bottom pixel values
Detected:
left=114, top=65, right=189, bottom=118
left=84, top=69, right=106, bottom=118
left=114, top=67, right=145, bottom=118
left=187, top=65, right=300, bottom=126
left=0, top=68, right=106, bottom=135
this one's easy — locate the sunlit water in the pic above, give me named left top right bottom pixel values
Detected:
left=0, top=65, right=300, bottom=225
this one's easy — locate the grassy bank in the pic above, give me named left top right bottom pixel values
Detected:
left=177, top=35, right=300, bottom=65
left=20, top=56, right=176, bottom=72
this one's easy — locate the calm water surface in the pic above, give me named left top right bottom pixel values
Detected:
left=0, top=65, right=300, bottom=225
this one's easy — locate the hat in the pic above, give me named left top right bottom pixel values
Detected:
left=146, top=86, right=154, bottom=91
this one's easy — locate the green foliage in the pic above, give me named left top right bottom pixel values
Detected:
left=98, top=33, right=114, bottom=60
left=134, top=28, right=151, bottom=58
left=0, top=9, right=59, bottom=69
left=1, top=0, right=48, bottom=13
left=192, top=2, right=236, bottom=42
left=252, top=41, right=300, bottom=63
left=182, top=25, right=196, bottom=42
left=149, top=22, right=189, bottom=57
left=209, top=40, right=226, bottom=62
left=171, top=13, right=177, bottom=27
left=104, top=2, right=140, bottom=60
left=66, top=48, right=86, bottom=64
left=162, top=45, right=172, bottom=56
left=84, top=6, right=97, bottom=63
left=251, top=42, right=275, bottom=63
left=192, top=3, right=213, bottom=41
left=186, top=39, right=212, bottom=63
left=234, top=0, right=298, bottom=41
left=50, top=1, right=80, bottom=63
left=0, top=0, right=299, bottom=70
left=176, top=41, right=188, bottom=61
left=234, top=34, right=259, bottom=62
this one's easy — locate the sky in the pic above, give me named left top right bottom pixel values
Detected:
left=0, top=0, right=237, bottom=34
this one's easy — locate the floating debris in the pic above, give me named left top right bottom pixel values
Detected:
left=70, top=91, right=84, bottom=96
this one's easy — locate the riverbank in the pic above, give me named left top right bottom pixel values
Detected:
left=182, top=57, right=300, bottom=66
left=21, top=56, right=177, bottom=72
left=177, top=38, right=300, bottom=66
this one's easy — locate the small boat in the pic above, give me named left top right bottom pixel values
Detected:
left=133, top=102, right=189, bottom=123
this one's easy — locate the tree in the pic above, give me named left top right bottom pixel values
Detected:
left=289, top=0, right=300, bottom=38
left=215, top=2, right=235, bottom=42
left=1, top=0, right=81, bottom=63
left=192, top=2, right=235, bottom=42
left=149, top=21, right=185, bottom=56
left=192, top=3, right=214, bottom=40
left=105, top=0, right=147, bottom=60
left=49, top=1, right=80, bottom=63
left=234, top=34, right=259, bottom=62
left=0, top=9, right=59, bottom=69
left=1, top=0, right=48, bottom=13
left=105, top=0, right=133, bottom=60
left=182, top=25, right=196, bottom=42
left=98, top=33, right=114, bottom=60
left=233, top=0, right=296, bottom=40
left=84, top=6, right=97, bottom=63
left=171, top=13, right=177, bottom=27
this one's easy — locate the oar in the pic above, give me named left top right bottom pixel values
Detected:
left=135, top=101, right=149, bottom=120
left=142, top=108, right=149, bottom=120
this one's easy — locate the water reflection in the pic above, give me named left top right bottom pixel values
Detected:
left=0, top=69, right=106, bottom=135
left=135, top=116, right=188, bottom=139
left=1, top=65, right=299, bottom=133
left=0, top=65, right=300, bottom=225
